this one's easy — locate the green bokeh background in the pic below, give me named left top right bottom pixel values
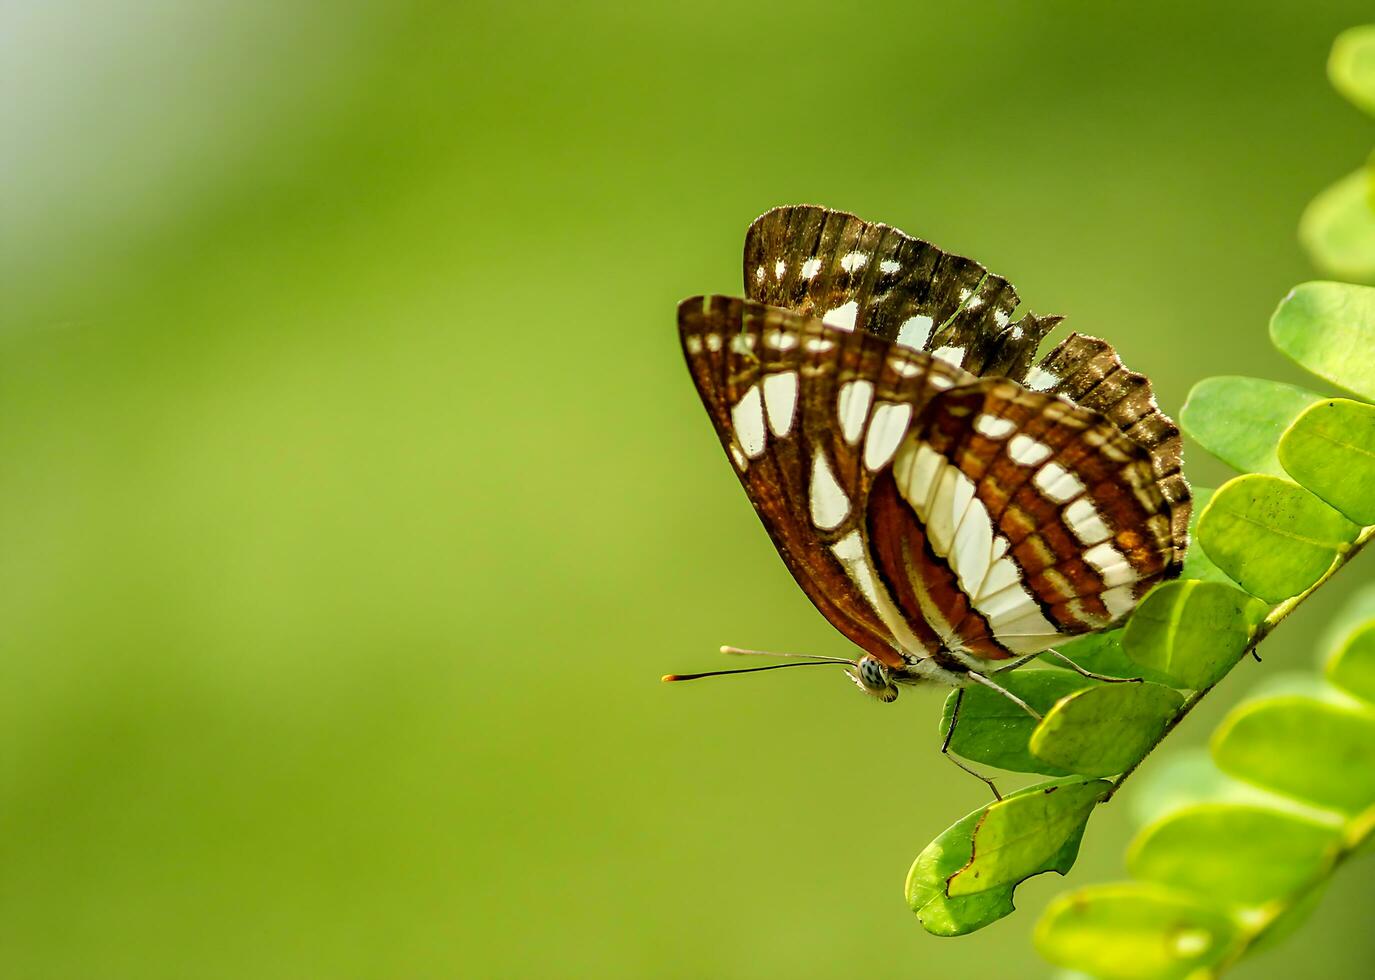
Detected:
left=4, top=2, right=1374, bottom=977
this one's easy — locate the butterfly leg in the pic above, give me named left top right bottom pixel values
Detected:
left=1042, top=649, right=1143, bottom=684
left=940, top=688, right=1002, bottom=802
left=966, top=670, right=1043, bottom=721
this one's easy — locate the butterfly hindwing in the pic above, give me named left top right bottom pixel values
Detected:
left=869, top=379, right=1176, bottom=664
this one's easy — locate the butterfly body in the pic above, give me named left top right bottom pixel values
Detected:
left=675, top=207, right=1189, bottom=700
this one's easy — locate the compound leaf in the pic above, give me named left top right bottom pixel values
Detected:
left=1270, top=281, right=1375, bottom=401
left=1180, top=376, right=1324, bottom=476
left=1122, top=580, right=1266, bottom=689
left=1126, top=803, right=1340, bottom=907
left=1036, top=883, right=1240, bottom=980
left=1212, top=695, right=1375, bottom=814
left=1029, top=683, right=1183, bottom=777
left=1197, top=474, right=1359, bottom=602
left=1278, top=397, right=1375, bottom=525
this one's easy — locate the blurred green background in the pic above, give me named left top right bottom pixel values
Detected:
left=3, top=2, right=1374, bottom=977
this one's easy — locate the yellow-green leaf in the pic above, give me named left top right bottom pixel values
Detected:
left=1329, top=24, right=1375, bottom=115
left=1299, top=171, right=1375, bottom=284
left=907, top=777, right=1104, bottom=935
left=1212, top=695, right=1375, bottom=814
left=1278, top=398, right=1375, bottom=525
left=1270, top=281, right=1375, bottom=401
left=1181, top=376, right=1324, bottom=477
left=1327, top=619, right=1375, bottom=705
left=1127, top=803, right=1340, bottom=907
left=1197, top=474, right=1359, bottom=602
left=946, top=778, right=1109, bottom=897
left=1035, top=882, right=1240, bottom=980
left=1029, top=683, right=1183, bottom=777
left=1122, top=580, right=1266, bottom=689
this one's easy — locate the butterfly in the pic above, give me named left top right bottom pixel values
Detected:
left=665, top=206, right=1190, bottom=714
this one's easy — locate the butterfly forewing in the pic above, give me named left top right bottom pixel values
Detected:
left=678, top=295, right=976, bottom=668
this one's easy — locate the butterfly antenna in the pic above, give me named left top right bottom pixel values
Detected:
left=661, top=661, right=849, bottom=683
left=718, top=645, right=854, bottom=664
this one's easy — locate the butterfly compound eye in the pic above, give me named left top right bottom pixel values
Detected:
left=856, top=655, right=899, bottom=702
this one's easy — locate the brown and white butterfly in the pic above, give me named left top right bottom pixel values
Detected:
left=665, top=206, right=1190, bottom=711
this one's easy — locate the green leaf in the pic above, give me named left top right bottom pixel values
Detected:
left=906, top=778, right=1104, bottom=936
left=947, top=777, right=1110, bottom=897
left=1028, top=683, right=1182, bottom=777
left=1327, top=619, right=1375, bottom=705
left=1128, top=748, right=1281, bottom=827
left=905, top=805, right=1016, bottom=936
left=1300, top=171, right=1375, bottom=284
left=940, top=670, right=1094, bottom=776
left=1270, top=281, right=1375, bottom=401
left=1035, top=883, right=1240, bottom=980
left=1278, top=398, right=1375, bottom=525
left=1329, top=24, right=1375, bottom=115
left=1121, top=580, right=1266, bottom=689
left=1180, top=376, right=1324, bottom=477
left=1049, top=630, right=1177, bottom=686
left=1196, top=474, right=1359, bottom=602
left=1127, top=803, right=1340, bottom=906
left=1212, top=695, right=1375, bottom=814
left=1177, top=487, right=1236, bottom=586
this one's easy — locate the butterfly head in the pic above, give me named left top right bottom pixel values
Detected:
left=851, top=654, right=900, bottom=703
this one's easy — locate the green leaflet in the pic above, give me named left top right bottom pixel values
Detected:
left=905, top=777, right=1106, bottom=935
left=1035, top=883, right=1240, bottom=980
left=1127, top=749, right=1282, bottom=827
left=1270, top=281, right=1375, bottom=401
left=1327, top=619, right=1375, bottom=704
left=939, top=669, right=1094, bottom=776
left=1196, top=474, right=1359, bottom=602
left=945, top=777, right=1109, bottom=897
left=1278, top=398, right=1375, bottom=525
left=1212, top=695, right=1375, bottom=814
left=1180, top=377, right=1324, bottom=477
left=1299, top=170, right=1375, bottom=284
left=1121, top=580, right=1266, bottom=689
left=1329, top=24, right=1375, bottom=115
left=1049, top=629, right=1176, bottom=685
left=1126, top=803, right=1340, bottom=907
left=1176, top=487, right=1236, bottom=587
left=1028, top=683, right=1183, bottom=778
left=905, top=805, right=1016, bottom=936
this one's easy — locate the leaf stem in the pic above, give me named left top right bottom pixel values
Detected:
left=1103, top=523, right=1375, bottom=801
